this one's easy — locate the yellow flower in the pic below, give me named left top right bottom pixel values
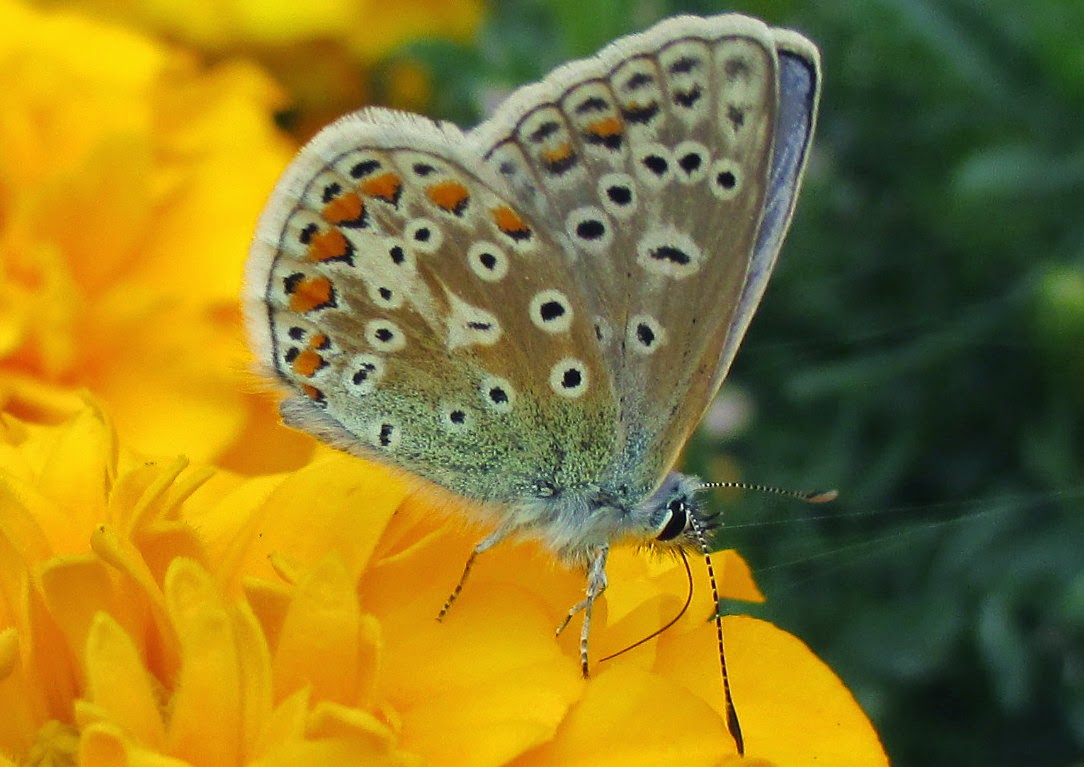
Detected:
left=0, top=402, right=888, bottom=766
left=37, top=0, right=483, bottom=55
left=0, top=0, right=316, bottom=472
left=30, top=0, right=487, bottom=138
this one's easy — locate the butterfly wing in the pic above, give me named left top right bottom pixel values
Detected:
left=471, top=15, right=820, bottom=499
left=245, top=14, right=819, bottom=523
left=245, top=111, right=620, bottom=509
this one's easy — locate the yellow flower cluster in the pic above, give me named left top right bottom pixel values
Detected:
left=0, top=0, right=311, bottom=472
left=0, top=1, right=889, bottom=765
left=1, top=405, right=886, bottom=766
left=29, top=0, right=485, bottom=137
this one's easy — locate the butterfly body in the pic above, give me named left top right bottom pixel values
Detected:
left=245, top=12, right=819, bottom=687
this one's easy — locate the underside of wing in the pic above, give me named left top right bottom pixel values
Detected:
left=244, top=111, right=619, bottom=506
left=471, top=15, right=821, bottom=499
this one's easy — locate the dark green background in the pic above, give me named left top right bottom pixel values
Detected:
left=378, top=2, right=1084, bottom=764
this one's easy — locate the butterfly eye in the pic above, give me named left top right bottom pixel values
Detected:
left=655, top=498, right=688, bottom=541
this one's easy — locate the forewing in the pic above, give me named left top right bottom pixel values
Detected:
left=245, top=111, right=618, bottom=506
left=471, top=15, right=820, bottom=495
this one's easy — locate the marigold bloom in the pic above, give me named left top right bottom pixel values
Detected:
left=29, top=0, right=486, bottom=137
left=0, top=0, right=315, bottom=471
left=0, top=403, right=887, bottom=766
left=36, top=0, right=482, bottom=55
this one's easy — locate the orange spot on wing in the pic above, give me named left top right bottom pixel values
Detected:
left=540, top=143, right=574, bottom=164
left=291, top=348, right=324, bottom=377
left=301, top=384, right=325, bottom=404
left=492, top=205, right=531, bottom=240
left=587, top=116, right=623, bottom=137
left=322, top=193, right=365, bottom=225
left=287, top=275, right=335, bottom=313
left=360, top=172, right=402, bottom=204
left=426, top=181, right=471, bottom=214
left=307, top=229, right=352, bottom=263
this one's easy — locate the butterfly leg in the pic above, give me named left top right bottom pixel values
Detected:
left=437, top=527, right=509, bottom=621
left=554, top=544, right=609, bottom=678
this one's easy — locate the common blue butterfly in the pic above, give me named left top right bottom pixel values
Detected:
left=245, top=13, right=820, bottom=752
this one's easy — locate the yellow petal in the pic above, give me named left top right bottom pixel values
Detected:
left=0, top=627, right=15, bottom=679
left=0, top=2, right=304, bottom=467
left=78, top=723, right=130, bottom=767
left=82, top=613, right=166, bottom=748
left=0, top=627, right=40, bottom=757
left=272, top=555, right=365, bottom=705
left=516, top=666, right=733, bottom=767
left=163, top=558, right=243, bottom=765
left=306, top=700, right=398, bottom=749
left=242, top=576, right=292, bottom=653
left=385, top=576, right=583, bottom=766
left=39, top=555, right=116, bottom=674
left=0, top=473, right=54, bottom=565
left=727, top=616, right=888, bottom=766
left=137, top=61, right=292, bottom=304
left=253, top=687, right=310, bottom=755
left=715, top=549, right=766, bottom=603
left=80, top=721, right=193, bottom=767
left=90, top=524, right=180, bottom=680
left=88, top=303, right=250, bottom=465
left=234, top=601, right=274, bottom=756
left=226, top=456, right=405, bottom=584
left=35, top=406, right=115, bottom=540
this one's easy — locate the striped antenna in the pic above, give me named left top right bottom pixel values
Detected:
left=691, top=480, right=838, bottom=754
left=698, top=481, right=839, bottom=504
left=686, top=511, right=744, bottom=755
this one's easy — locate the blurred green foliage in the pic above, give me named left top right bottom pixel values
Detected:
left=394, top=2, right=1084, bottom=764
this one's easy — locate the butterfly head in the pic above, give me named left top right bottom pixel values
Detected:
left=638, top=472, right=721, bottom=553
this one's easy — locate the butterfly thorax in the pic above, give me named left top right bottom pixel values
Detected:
left=496, top=470, right=717, bottom=564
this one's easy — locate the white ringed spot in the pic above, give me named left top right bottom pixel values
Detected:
left=549, top=357, right=589, bottom=398
left=332, top=149, right=384, bottom=184
left=440, top=402, right=474, bottom=433
left=565, top=206, right=613, bottom=254
left=636, top=228, right=703, bottom=279
left=403, top=155, right=444, bottom=180
left=710, top=158, right=743, bottom=200
left=529, top=289, right=574, bottom=334
left=467, top=241, right=509, bottom=282
left=633, top=143, right=675, bottom=188
left=365, top=319, right=406, bottom=352
left=598, top=173, right=638, bottom=219
left=348, top=353, right=385, bottom=393
left=479, top=374, right=515, bottom=413
left=673, top=141, right=710, bottom=185
left=405, top=218, right=443, bottom=254
left=627, top=314, right=668, bottom=355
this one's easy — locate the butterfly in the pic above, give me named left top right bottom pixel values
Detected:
left=244, top=12, right=820, bottom=752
